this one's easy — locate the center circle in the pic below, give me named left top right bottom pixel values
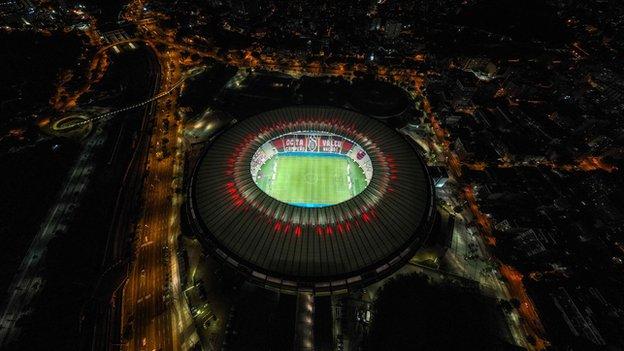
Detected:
left=250, top=131, right=373, bottom=208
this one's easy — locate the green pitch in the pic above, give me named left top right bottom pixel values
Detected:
left=255, top=153, right=368, bottom=207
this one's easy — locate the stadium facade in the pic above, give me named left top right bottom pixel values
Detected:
left=186, top=106, right=436, bottom=295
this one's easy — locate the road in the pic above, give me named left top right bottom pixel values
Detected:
left=120, top=44, right=198, bottom=351
left=402, top=120, right=534, bottom=348
left=88, top=45, right=161, bottom=351
left=414, top=102, right=545, bottom=349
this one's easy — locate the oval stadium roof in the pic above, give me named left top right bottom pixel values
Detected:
left=187, top=106, right=436, bottom=294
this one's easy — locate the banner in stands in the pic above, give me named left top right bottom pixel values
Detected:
left=272, top=133, right=354, bottom=154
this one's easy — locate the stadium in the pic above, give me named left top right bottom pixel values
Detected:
left=186, top=106, right=436, bottom=294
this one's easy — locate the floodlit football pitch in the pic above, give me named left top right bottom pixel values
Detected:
left=255, top=152, right=368, bottom=207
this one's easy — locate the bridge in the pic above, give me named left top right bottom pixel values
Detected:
left=53, top=66, right=205, bottom=131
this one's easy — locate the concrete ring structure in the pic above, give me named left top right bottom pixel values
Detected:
left=186, top=106, right=436, bottom=295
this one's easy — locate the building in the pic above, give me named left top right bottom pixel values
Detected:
left=186, top=106, right=437, bottom=295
